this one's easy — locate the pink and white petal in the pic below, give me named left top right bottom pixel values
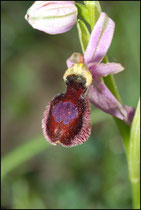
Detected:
left=87, top=79, right=128, bottom=121
left=88, top=62, right=124, bottom=79
left=84, top=12, right=115, bottom=64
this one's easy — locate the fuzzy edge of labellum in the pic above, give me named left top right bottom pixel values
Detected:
left=42, top=95, right=91, bottom=147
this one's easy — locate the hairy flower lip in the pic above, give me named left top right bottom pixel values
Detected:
left=42, top=90, right=91, bottom=147
left=25, top=1, right=78, bottom=34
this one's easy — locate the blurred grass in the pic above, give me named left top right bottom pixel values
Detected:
left=1, top=136, right=49, bottom=180
left=1, top=1, right=139, bottom=209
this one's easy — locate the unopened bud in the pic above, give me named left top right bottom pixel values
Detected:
left=25, top=1, right=78, bottom=34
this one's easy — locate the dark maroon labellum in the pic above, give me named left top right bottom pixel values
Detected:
left=42, top=74, right=91, bottom=147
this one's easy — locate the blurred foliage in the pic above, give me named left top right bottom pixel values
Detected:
left=1, top=1, right=140, bottom=209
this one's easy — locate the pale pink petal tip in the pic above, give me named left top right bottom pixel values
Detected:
left=88, top=62, right=124, bottom=79
left=84, top=12, right=115, bottom=64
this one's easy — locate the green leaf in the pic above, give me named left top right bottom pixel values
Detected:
left=1, top=136, right=49, bottom=181
left=75, top=2, right=90, bottom=25
left=84, top=1, right=101, bottom=30
left=77, top=19, right=90, bottom=54
left=128, top=98, right=140, bottom=209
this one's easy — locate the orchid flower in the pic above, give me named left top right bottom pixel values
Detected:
left=23, top=3, right=139, bottom=208
left=67, top=12, right=134, bottom=126
left=42, top=12, right=134, bottom=147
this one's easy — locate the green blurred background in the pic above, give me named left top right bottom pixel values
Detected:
left=1, top=1, right=140, bottom=209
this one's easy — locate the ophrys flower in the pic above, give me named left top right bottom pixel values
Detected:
left=42, top=12, right=134, bottom=147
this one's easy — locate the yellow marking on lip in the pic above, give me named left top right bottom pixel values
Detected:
left=63, top=63, right=93, bottom=87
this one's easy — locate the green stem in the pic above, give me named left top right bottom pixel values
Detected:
left=1, top=136, right=49, bottom=181
left=132, top=182, right=140, bottom=209
left=102, top=56, right=130, bottom=156
left=128, top=99, right=140, bottom=209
